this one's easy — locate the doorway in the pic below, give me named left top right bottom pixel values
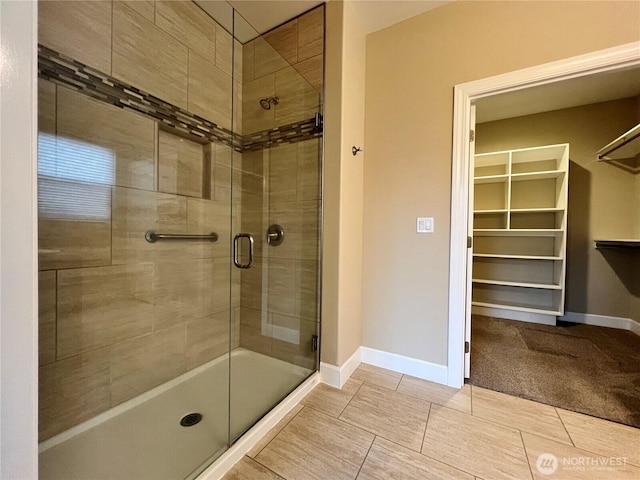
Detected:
left=448, top=42, right=640, bottom=425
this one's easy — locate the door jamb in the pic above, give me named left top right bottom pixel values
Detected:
left=446, top=41, right=640, bottom=389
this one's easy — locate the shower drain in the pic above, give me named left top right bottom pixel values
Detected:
left=180, top=412, right=203, bottom=427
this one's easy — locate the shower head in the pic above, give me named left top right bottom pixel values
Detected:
left=259, top=96, right=280, bottom=110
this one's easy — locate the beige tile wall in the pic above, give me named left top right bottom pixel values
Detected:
left=40, top=0, right=236, bottom=131
left=38, top=82, right=239, bottom=440
left=37, top=0, right=241, bottom=441
left=262, top=6, right=324, bottom=93
left=239, top=139, right=321, bottom=370
left=241, top=6, right=323, bottom=135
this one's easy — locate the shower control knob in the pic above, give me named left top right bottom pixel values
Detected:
left=267, top=224, right=284, bottom=246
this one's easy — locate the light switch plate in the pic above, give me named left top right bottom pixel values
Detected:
left=417, top=217, right=434, bottom=233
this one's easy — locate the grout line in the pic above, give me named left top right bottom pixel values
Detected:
left=355, top=434, right=375, bottom=479
left=420, top=403, right=431, bottom=453
left=248, top=454, right=286, bottom=479
left=519, top=431, right=536, bottom=480
left=554, top=407, right=576, bottom=447
left=110, top=0, right=114, bottom=76
left=251, top=403, right=305, bottom=460
left=369, top=435, right=416, bottom=453
left=418, top=449, right=478, bottom=478
left=53, top=271, right=58, bottom=362
left=526, top=431, right=633, bottom=466
left=186, top=49, right=191, bottom=108
left=337, top=381, right=364, bottom=418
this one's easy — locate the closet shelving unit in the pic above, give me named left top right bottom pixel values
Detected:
left=471, top=144, right=569, bottom=322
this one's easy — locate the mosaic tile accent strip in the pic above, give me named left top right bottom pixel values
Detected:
left=242, top=117, right=322, bottom=152
left=38, top=45, right=322, bottom=153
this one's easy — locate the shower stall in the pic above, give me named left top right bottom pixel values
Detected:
left=36, top=2, right=324, bottom=478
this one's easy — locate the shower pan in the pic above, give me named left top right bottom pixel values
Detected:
left=36, top=2, right=324, bottom=478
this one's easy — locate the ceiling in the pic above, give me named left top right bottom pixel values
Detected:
left=350, top=0, right=449, bottom=35
left=196, top=0, right=450, bottom=42
left=475, top=66, right=640, bottom=123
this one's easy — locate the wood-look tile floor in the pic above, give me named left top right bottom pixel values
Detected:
left=222, top=363, right=640, bottom=480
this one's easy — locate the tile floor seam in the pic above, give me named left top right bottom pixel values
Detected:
left=336, top=380, right=365, bottom=418
left=303, top=402, right=345, bottom=419
left=336, top=413, right=386, bottom=445
left=417, top=448, right=478, bottom=478
left=337, top=406, right=430, bottom=455
left=393, top=377, right=401, bottom=391
left=438, top=401, right=535, bottom=435
left=251, top=404, right=306, bottom=459
left=372, top=433, right=485, bottom=480
left=423, top=404, right=538, bottom=479
left=519, top=430, right=537, bottom=480
left=523, top=430, right=640, bottom=468
left=554, top=407, right=576, bottom=447
left=470, top=384, right=474, bottom=416
left=467, top=405, right=573, bottom=446
left=248, top=453, right=287, bottom=480
left=369, top=434, right=418, bottom=453
left=354, top=434, right=376, bottom=479
left=420, top=402, right=432, bottom=453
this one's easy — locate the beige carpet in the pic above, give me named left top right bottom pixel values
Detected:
left=469, top=315, right=640, bottom=428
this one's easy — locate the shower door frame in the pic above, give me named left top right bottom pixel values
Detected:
left=225, top=3, right=325, bottom=445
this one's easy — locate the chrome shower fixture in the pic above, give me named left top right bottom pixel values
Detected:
left=259, top=96, right=280, bottom=110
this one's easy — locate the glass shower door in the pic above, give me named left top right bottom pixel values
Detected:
left=229, top=8, right=324, bottom=441
left=37, top=1, right=236, bottom=478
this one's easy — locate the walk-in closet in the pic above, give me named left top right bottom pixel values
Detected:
left=468, top=68, right=640, bottom=428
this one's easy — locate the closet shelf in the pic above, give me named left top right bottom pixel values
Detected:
left=473, top=253, right=563, bottom=261
left=474, top=209, right=507, bottom=214
left=594, top=239, right=640, bottom=249
left=471, top=300, right=562, bottom=316
left=474, top=229, right=563, bottom=237
left=473, top=278, right=561, bottom=290
left=511, top=170, right=565, bottom=181
left=474, top=174, right=509, bottom=185
left=510, top=207, right=564, bottom=213
left=474, top=208, right=564, bottom=214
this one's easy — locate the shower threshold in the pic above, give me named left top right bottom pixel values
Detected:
left=39, top=348, right=312, bottom=480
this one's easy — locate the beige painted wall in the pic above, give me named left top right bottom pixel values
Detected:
left=362, top=1, right=640, bottom=365
left=321, top=0, right=343, bottom=365
left=337, top=1, right=366, bottom=365
left=476, top=97, right=640, bottom=323
left=322, top=0, right=367, bottom=365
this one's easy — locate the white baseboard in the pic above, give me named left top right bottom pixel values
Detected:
left=360, top=346, right=448, bottom=386
left=198, top=372, right=319, bottom=480
left=320, top=347, right=362, bottom=388
left=472, top=305, right=556, bottom=325
left=560, top=311, right=640, bottom=336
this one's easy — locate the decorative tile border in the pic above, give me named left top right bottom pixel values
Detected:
left=242, top=116, right=322, bottom=152
left=37, top=45, right=322, bottom=153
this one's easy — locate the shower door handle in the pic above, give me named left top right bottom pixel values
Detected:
left=233, top=233, right=254, bottom=269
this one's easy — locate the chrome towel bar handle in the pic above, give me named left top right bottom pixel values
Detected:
left=145, top=231, right=218, bottom=243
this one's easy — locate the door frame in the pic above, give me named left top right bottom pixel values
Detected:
left=446, top=41, right=640, bottom=389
